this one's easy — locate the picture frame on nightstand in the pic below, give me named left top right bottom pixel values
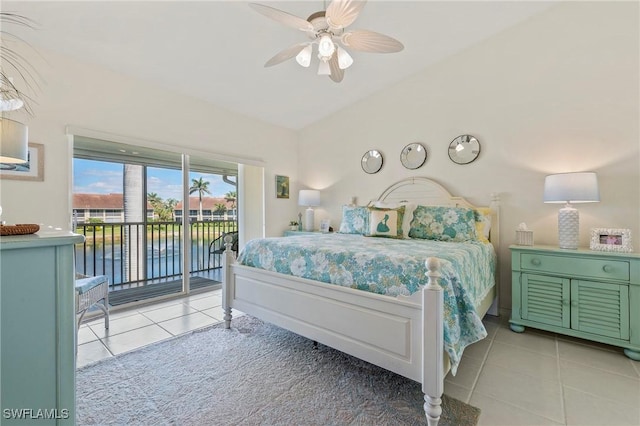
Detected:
left=319, top=219, right=331, bottom=233
left=590, top=228, right=632, bottom=252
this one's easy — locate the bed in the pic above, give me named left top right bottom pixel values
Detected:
left=221, top=177, right=500, bottom=426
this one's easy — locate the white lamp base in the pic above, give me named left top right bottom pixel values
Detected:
left=304, top=207, right=315, bottom=232
left=558, top=204, right=579, bottom=249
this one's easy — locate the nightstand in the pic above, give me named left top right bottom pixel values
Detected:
left=510, top=245, right=640, bottom=361
left=283, top=230, right=326, bottom=237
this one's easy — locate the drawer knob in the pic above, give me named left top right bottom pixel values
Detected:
left=531, top=258, right=542, bottom=266
left=602, top=265, right=614, bottom=273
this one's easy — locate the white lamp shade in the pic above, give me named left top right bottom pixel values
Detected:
left=317, top=35, right=335, bottom=60
left=298, top=190, right=320, bottom=207
left=317, top=60, right=331, bottom=76
left=543, top=172, right=600, bottom=204
left=336, top=46, right=353, bottom=70
left=295, top=44, right=312, bottom=68
left=0, top=118, right=29, bottom=163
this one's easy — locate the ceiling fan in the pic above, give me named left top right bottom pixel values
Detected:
left=249, top=0, right=404, bottom=83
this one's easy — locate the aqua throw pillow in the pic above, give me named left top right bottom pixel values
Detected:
left=409, top=205, right=477, bottom=242
left=365, top=206, right=405, bottom=239
left=338, top=206, right=369, bottom=235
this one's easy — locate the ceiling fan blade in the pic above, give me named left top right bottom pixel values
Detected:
left=341, top=29, right=404, bottom=53
left=328, top=53, right=344, bottom=83
left=326, top=0, right=367, bottom=30
left=264, top=43, right=309, bottom=67
left=249, top=3, right=314, bottom=32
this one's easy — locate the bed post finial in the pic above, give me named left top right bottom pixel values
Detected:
left=425, top=257, right=441, bottom=290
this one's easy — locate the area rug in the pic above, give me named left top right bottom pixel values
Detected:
left=77, top=315, right=480, bottom=425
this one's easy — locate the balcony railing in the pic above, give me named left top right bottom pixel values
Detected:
left=74, top=220, right=237, bottom=290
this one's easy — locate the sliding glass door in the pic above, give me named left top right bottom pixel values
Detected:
left=73, top=136, right=237, bottom=307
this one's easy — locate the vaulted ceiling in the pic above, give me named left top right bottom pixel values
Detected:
left=4, top=1, right=555, bottom=129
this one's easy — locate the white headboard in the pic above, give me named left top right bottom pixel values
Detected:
left=375, top=177, right=499, bottom=243
left=375, top=176, right=500, bottom=315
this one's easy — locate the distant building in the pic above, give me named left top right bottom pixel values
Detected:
left=73, top=193, right=236, bottom=223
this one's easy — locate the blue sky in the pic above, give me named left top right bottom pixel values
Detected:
left=73, top=159, right=236, bottom=200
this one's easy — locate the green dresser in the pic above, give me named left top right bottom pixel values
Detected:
left=510, top=245, right=640, bottom=360
left=1, top=232, right=84, bottom=425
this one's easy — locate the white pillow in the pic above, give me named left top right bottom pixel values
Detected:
left=369, top=201, right=416, bottom=239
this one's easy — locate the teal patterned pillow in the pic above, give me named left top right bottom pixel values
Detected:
left=408, top=206, right=478, bottom=242
left=338, top=206, right=369, bottom=234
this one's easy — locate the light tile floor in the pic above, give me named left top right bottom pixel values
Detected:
left=78, top=295, right=640, bottom=425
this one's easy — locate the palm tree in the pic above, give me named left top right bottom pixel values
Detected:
left=225, top=190, right=237, bottom=219
left=214, top=203, right=227, bottom=217
left=189, top=177, right=211, bottom=221
left=165, top=198, right=179, bottom=221
left=147, top=192, right=162, bottom=220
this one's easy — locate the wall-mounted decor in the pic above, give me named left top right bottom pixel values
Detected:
left=361, top=150, right=383, bottom=174
left=590, top=228, right=632, bottom=252
left=400, top=142, right=427, bottom=170
left=0, top=142, right=44, bottom=181
left=448, top=135, right=480, bottom=165
left=275, top=175, right=289, bottom=199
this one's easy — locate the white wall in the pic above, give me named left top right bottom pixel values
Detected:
left=297, top=2, right=640, bottom=309
left=0, top=47, right=299, bottom=240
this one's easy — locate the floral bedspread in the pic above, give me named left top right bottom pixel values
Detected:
left=236, top=233, right=496, bottom=373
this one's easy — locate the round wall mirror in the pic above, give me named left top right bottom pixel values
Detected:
left=400, top=142, right=427, bottom=169
left=448, top=135, right=480, bottom=165
left=361, top=150, right=383, bottom=174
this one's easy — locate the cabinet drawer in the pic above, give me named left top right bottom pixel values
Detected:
left=520, top=254, right=629, bottom=281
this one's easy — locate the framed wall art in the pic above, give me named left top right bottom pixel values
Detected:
left=590, top=228, right=632, bottom=253
left=0, top=142, right=44, bottom=181
left=276, top=175, right=290, bottom=199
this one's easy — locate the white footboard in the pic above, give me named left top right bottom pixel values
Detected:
left=221, top=236, right=445, bottom=426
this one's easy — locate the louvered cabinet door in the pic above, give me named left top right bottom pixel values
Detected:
left=571, top=280, right=630, bottom=340
left=521, top=273, right=570, bottom=328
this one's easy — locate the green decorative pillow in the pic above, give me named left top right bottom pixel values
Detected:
left=338, top=206, right=369, bottom=235
left=365, top=206, right=405, bottom=239
left=408, top=205, right=477, bottom=242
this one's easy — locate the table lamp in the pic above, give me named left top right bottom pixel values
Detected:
left=298, top=190, right=320, bottom=232
left=543, top=172, right=600, bottom=249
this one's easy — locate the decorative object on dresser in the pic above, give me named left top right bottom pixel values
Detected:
left=590, top=228, right=632, bottom=253
left=275, top=175, right=290, bottom=199
left=0, top=223, right=39, bottom=236
left=448, top=135, right=480, bottom=165
left=400, top=142, right=427, bottom=170
left=510, top=244, right=640, bottom=361
left=298, top=189, right=320, bottom=231
left=361, top=149, right=383, bottom=174
left=543, top=171, right=600, bottom=250
left=289, top=220, right=299, bottom=231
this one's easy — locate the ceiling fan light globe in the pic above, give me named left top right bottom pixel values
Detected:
left=317, top=34, right=336, bottom=59
left=336, top=47, right=354, bottom=70
left=295, top=44, right=313, bottom=68
left=317, top=60, right=331, bottom=76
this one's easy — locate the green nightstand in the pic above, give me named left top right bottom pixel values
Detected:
left=510, top=245, right=640, bottom=361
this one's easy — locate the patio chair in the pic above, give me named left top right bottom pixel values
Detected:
left=208, top=231, right=239, bottom=269
left=75, top=274, right=109, bottom=346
